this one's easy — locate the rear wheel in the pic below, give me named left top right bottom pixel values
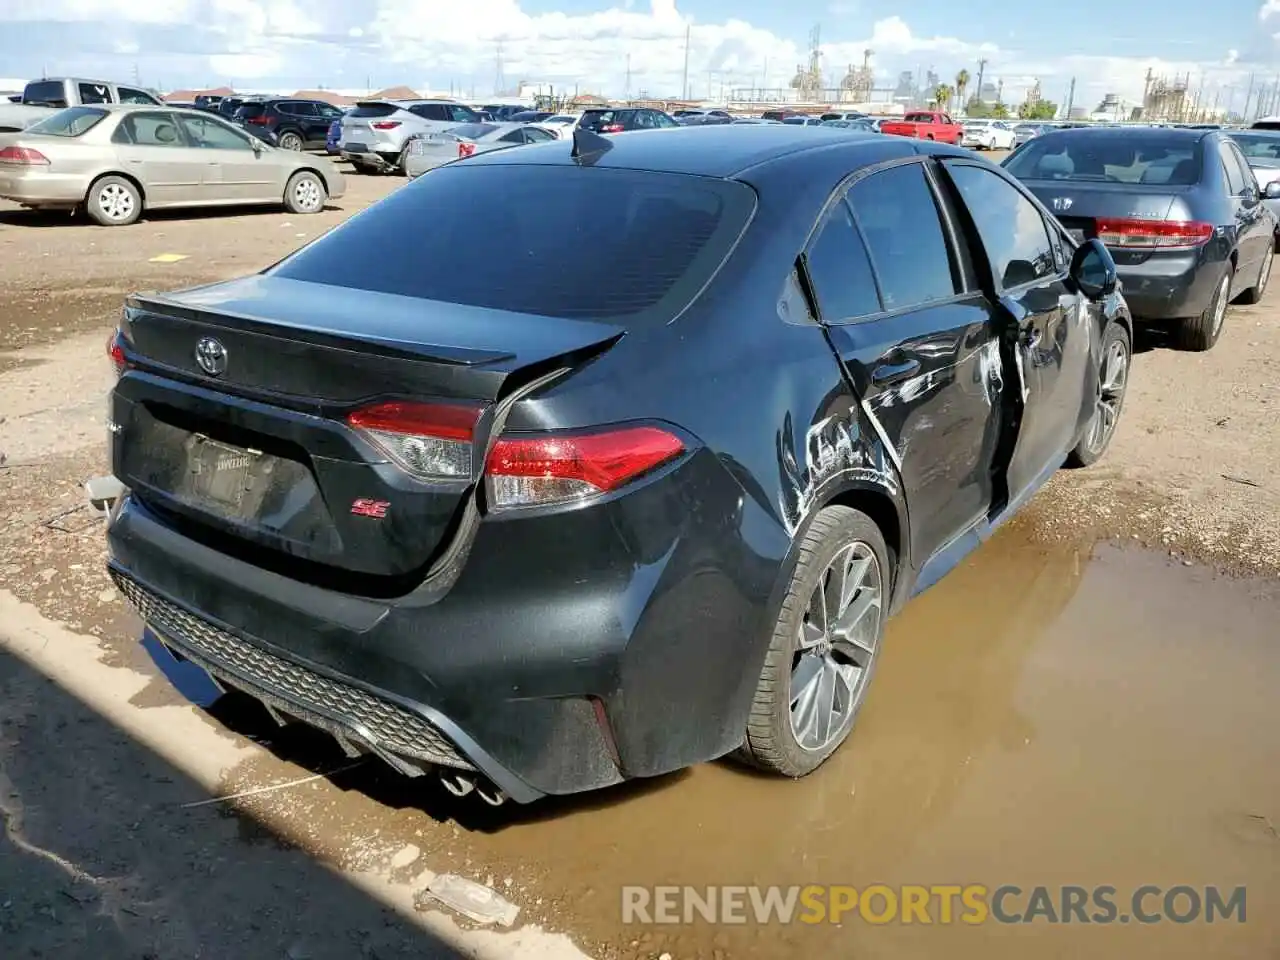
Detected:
left=1235, top=250, right=1272, bottom=305
left=85, top=175, right=142, bottom=226
left=1066, top=322, right=1131, bottom=468
left=1173, top=267, right=1231, bottom=352
left=283, top=170, right=326, bottom=214
left=278, top=131, right=304, bottom=151
left=737, top=506, right=889, bottom=778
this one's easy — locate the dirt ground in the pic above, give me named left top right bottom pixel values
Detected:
left=1, top=164, right=1278, bottom=960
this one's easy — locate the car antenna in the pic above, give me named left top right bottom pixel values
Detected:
left=571, top=126, right=613, bottom=165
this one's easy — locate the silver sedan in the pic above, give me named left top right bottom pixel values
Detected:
left=0, top=103, right=346, bottom=225
left=403, top=122, right=559, bottom=178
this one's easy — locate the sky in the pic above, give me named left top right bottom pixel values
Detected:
left=0, top=0, right=1276, bottom=111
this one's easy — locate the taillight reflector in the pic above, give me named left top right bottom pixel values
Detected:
left=457, top=141, right=476, bottom=158
left=346, top=401, right=483, bottom=481
left=0, top=145, right=50, bottom=166
left=371, top=120, right=402, bottom=130
left=1094, top=218, right=1213, bottom=249
left=107, top=330, right=127, bottom=376
left=485, top=426, right=685, bottom=509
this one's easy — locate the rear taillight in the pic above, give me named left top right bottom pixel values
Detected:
left=245, top=115, right=271, bottom=125
left=107, top=330, right=128, bottom=376
left=600, top=123, right=624, bottom=133
left=346, top=401, right=483, bottom=481
left=1094, top=218, right=1213, bottom=250
left=0, top=145, right=50, bottom=166
left=457, top=141, right=476, bottom=158
left=485, top=426, right=685, bottom=510
left=371, top=121, right=402, bottom=130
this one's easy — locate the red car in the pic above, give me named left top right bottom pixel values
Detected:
left=880, top=111, right=963, bottom=145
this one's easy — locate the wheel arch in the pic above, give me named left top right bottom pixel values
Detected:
left=291, top=165, right=332, bottom=193
left=85, top=170, right=147, bottom=207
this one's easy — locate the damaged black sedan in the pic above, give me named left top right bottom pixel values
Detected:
left=103, top=125, right=1132, bottom=804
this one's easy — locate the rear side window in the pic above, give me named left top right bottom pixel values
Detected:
left=25, top=106, right=108, bottom=137
left=804, top=199, right=881, bottom=321
left=117, top=86, right=158, bottom=105
left=446, top=104, right=479, bottom=122
left=350, top=103, right=399, bottom=118
left=235, top=102, right=266, bottom=119
left=78, top=82, right=112, bottom=104
left=847, top=163, right=957, bottom=311
left=445, top=122, right=498, bottom=140
left=1226, top=143, right=1256, bottom=194
left=23, top=80, right=67, bottom=107
left=1005, top=134, right=1203, bottom=185
left=946, top=164, right=1057, bottom=290
left=271, top=165, right=755, bottom=323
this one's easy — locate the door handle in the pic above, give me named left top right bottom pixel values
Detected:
left=1020, top=329, right=1042, bottom=349
left=871, top=358, right=921, bottom=386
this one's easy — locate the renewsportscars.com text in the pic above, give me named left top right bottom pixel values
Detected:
left=621, top=884, right=1247, bottom=926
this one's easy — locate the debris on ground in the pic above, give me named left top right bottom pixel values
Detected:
left=416, top=873, right=520, bottom=927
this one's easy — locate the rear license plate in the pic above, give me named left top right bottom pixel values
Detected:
left=186, top=436, right=270, bottom=513
left=1067, top=228, right=1085, bottom=242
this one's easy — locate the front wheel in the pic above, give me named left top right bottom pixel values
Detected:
left=1234, top=250, right=1272, bottom=305
left=85, top=175, right=142, bottom=226
left=1066, top=322, right=1131, bottom=468
left=283, top=170, right=326, bottom=214
left=737, top=506, right=889, bottom=778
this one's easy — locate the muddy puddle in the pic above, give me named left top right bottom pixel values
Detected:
left=205, top=526, right=1280, bottom=959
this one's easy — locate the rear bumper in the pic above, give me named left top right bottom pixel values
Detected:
left=1115, top=249, right=1226, bottom=321
left=105, top=452, right=776, bottom=801
left=0, top=170, right=88, bottom=205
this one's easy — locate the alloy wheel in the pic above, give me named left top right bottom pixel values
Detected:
left=1086, top=336, right=1129, bottom=453
left=98, top=184, right=135, bottom=222
left=281, top=133, right=303, bottom=151
left=789, top=541, right=883, bottom=752
left=1210, top=275, right=1230, bottom=337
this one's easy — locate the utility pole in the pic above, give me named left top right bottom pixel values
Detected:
left=996, top=78, right=1003, bottom=105
left=974, top=58, right=988, bottom=104
left=1243, top=73, right=1255, bottom=121
left=625, top=53, right=632, bottom=101
left=1065, top=76, right=1076, bottom=118
left=681, top=23, right=691, bottom=100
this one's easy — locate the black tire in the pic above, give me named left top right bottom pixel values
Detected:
left=1065, top=322, right=1131, bottom=468
left=737, top=506, right=890, bottom=778
left=1172, top=267, right=1231, bottom=352
left=397, top=144, right=413, bottom=176
left=278, top=131, right=304, bottom=151
left=1234, top=250, right=1272, bottom=306
left=85, top=175, right=142, bottom=226
left=283, top=170, right=327, bottom=215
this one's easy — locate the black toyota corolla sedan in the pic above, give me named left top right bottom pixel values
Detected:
left=1002, top=126, right=1278, bottom=351
left=104, top=125, right=1132, bottom=805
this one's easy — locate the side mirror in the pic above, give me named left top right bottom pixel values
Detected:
left=1069, top=238, right=1117, bottom=300
left=250, top=138, right=263, bottom=155
left=1265, top=180, right=1280, bottom=200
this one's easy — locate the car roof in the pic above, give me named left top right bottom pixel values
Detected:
left=463, top=124, right=930, bottom=178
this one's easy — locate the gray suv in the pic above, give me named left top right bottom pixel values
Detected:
left=340, top=100, right=483, bottom=173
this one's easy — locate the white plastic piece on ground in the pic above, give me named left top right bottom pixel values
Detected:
left=420, top=874, right=521, bottom=927
left=84, top=475, right=126, bottom=513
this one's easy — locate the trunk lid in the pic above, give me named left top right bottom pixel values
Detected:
left=1022, top=180, right=1190, bottom=265
left=112, top=275, right=624, bottom=583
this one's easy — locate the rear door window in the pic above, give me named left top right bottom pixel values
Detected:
left=446, top=104, right=479, bottom=123
left=524, top=127, right=555, bottom=142
left=78, top=82, right=113, bottom=104
left=1225, top=143, right=1257, bottom=193
left=945, top=163, right=1058, bottom=290
left=112, top=112, right=186, bottom=146
left=1221, top=144, right=1247, bottom=195
left=179, top=114, right=254, bottom=150
left=271, top=165, right=756, bottom=324
left=803, top=199, right=882, bottom=321
left=117, top=86, right=159, bottom=105
left=847, top=162, right=958, bottom=311
left=289, top=102, right=318, bottom=117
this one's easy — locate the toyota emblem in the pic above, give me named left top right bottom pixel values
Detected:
left=195, top=337, right=228, bottom=376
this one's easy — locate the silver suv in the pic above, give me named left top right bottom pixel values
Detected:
left=340, top=100, right=483, bottom=173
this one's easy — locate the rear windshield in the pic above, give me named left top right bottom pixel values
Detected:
left=903, top=113, right=936, bottom=122
left=22, top=80, right=68, bottom=107
left=1004, top=134, right=1204, bottom=185
left=270, top=165, right=756, bottom=323
left=1229, top=133, right=1280, bottom=166
left=25, top=106, right=109, bottom=137
left=443, top=122, right=498, bottom=139
left=235, top=102, right=266, bottom=118
left=350, top=103, right=399, bottom=118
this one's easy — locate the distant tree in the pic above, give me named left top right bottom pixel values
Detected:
left=955, top=69, right=970, bottom=107
left=934, top=83, right=954, bottom=109
left=1018, top=99, right=1059, bottom=120
left=991, top=101, right=1010, bottom=119
left=965, top=97, right=993, bottom=118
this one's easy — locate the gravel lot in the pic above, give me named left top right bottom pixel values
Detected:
left=1, top=158, right=1278, bottom=960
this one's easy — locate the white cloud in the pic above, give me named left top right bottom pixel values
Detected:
left=0, top=0, right=1265, bottom=110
